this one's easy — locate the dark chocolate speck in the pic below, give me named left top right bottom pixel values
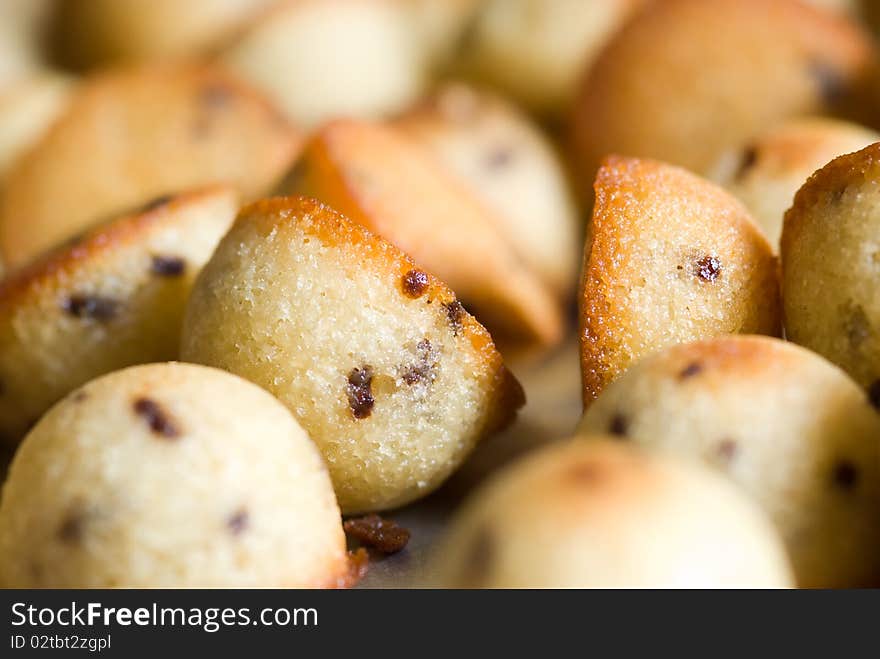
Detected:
left=832, top=460, right=859, bottom=491
left=62, top=295, right=120, bottom=321
left=227, top=509, right=250, bottom=536
left=443, top=300, right=464, bottom=335
left=486, top=147, right=514, bottom=170
left=694, top=255, right=722, bottom=282
left=402, top=269, right=429, bottom=298
left=400, top=338, right=438, bottom=386
left=717, top=439, right=738, bottom=462
left=133, top=397, right=180, bottom=439
left=150, top=255, right=186, bottom=277
left=609, top=414, right=628, bottom=438
left=58, top=511, right=84, bottom=544
left=346, top=367, right=375, bottom=419
left=343, top=514, right=410, bottom=554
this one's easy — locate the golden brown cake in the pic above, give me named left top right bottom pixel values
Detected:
left=578, top=336, right=880, bottom=588
left=450, top=0, right=648, bottom=117
left=0, top=363, right=348, bottom=588
left=0, top=64, right=300, bottom=270
left=222, top=0, right=427, bottom=128
left=0, top=186, right=238, bottom=445
left=434, top=440, right=793, bottom=588
left=570, top=0, right=875, bottom=192
left=579, top=156, right=780, bottom=404
left=181, top=196, right=524, bottom=514
left=782, top=141, right=880, bottom=391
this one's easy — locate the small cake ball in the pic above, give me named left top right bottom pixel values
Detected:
left=222, top=0, right=427, bottom=128
left=570, top=0, right=875, bottom=191
left=579, top=156, right=780, bottom=403
left=578, top=336, right=880, bottom=588
left=181, top=196, right=524, bottom=513
left=434, top=440, right=793, bottom=588
left=0, top=186, right=238, bottom=445
left=0, top=363, right=348, bottom=588
left=451, top=0, right=648, bottom=117
left=0, top=64, right=301, bottom=269
left=782, top=142, right=880, bottom=391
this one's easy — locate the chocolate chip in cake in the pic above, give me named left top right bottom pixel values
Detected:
left=401, top=269, right=429, bottom=298
left=133, top=397, right=181, bottom=439
left=150, top=255, right=187, bottom=277
left=443, top=300, right=464, bottom=335
left=829, top=186, right=847, bottom=205
left=609, top=414, right=628, bottom=438
left=694, top=255, right=722, bottom=282
left=717, top=438, right=738, bottom=463
left=58, top=508, right=86, bottom=544
left=227, top=509, right=250, bottom=536
left=678, top=362, right=703, bottom=380
left=486, top=146, right=514, bottom=170
left=61, top=295, right=120, bottom=321
left=832, top=460, right=859, bottom=491
left=400, top=338, right=439, bottom=386
left=347, top=367, right=375, bottom=419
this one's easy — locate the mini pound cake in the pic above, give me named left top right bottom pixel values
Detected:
left=396, top=82, right=580, bottom=300
left=578, top=336, right=880, bottom=588
left=715, top=117, right=878, bottom=249
left=579, top=156, right=780, bottom=404
left=434, top=440, right=793, bottom=588
left=181, top=196, right=524, bottom=514
left=782, top=142, right=880, bottom=391
left=0, top=64, right=300, bottom=269
left=289, top=118, right=563, bottom=346
left=49, top=0, right=275, bottom=69
left=0, top=363, right=348, bottom=588
left=0, top=186, right=239, bottom=445
left=450, top=0, right=648, bottom=117
left=222, top=0, right=427, bottom=128
left=570, top=0, right=875, bottom=191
